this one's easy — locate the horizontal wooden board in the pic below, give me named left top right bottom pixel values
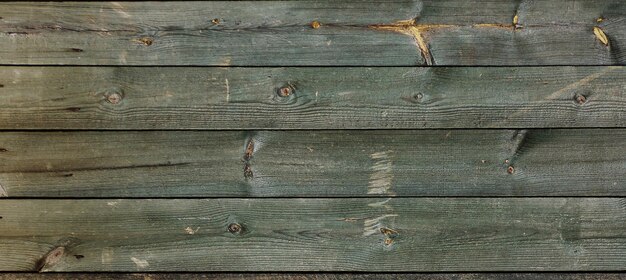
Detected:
left=1, top=129, right=624, bottom=197
left=1, top=198, right=625, bottom=271
left=2, top=66, right=626, bottom=129
left=0, top=1, right=625, bottom=65
left=2, top=273, right=625, bottom=280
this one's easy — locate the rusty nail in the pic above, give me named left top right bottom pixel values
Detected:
left=311, top=21, right=321, bottom=29
left=211, top=18, right=220, bottom=24
left=384, top=238, right=393, bottom=246
left=228, top=223, right=242, bottom=234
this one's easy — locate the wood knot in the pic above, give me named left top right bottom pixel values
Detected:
left=507, top=165, right=515, bottom=174
left=277, top=85, right=293, bottom=97
left=134, top=37, right=154, bottom=46
left=243, top=163, right=253, bottom=180
left=104, top=89, right=124, bottom=105
left=228, top=223, right=242, bottom=234
left=380, top=227, right=399, bottom=246
left=401, top=92, right=424, bottom=104
left=36, top=246, right=65, bottom=272
left=243, top=139, right=255, bottom=161
left=575, top=93, right=587, bottom=105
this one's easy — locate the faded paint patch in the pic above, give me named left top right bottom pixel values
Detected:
left=111, top=2, right=131, bottom=18
left=118, top=50, right=128, bottom=65
left=367, top=198, right=393, bottom=209
left=185, top=227, right=200, bottom=235
left=547, top=67, right=618, bottom=100
left=493, top=66, right=619, bottom=127
left=107, top=201, right=119, bottom=207
left=101, top=248, right=114, bottom=265
left=0, top=183, right=7, bottom=197
left=131, top=257, right=149, bottom=268
left=367, top=151, right=395, bottom=195
left=224, top=78, right=230, bottom=102
left=220, top=56, right=232, bottom=66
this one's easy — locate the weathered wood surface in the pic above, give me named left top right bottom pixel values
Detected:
left=1, top=129, right=624, bottom=197
left=2, top=273, right=625, bottom=280
left=0, top=198, right=625, bottom=271
left=0, top=1, right=625, bottom=66
left=2, top=67, right=625, bottom=129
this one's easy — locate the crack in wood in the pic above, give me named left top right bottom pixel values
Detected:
left=242, top=137, right=255, bottom=180
left=370, top=19, right=516, bottom=65
left=8, top=162, right=190, bottom=174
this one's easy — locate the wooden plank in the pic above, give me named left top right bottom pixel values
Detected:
left=0, top=198, right=625, bottom=271
left=1, top=67, right=625, bottom=129
left=1, top=273, right=625, bottom=280
left=1, top=129, right=624, bottom=197
left=0, top=1, right=625, bottom=66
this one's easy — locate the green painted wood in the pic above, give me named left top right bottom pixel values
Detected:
left=1, top=66, right=625, bottom=129
left=0, top=198, right=625, bottom=271
left=0, top=129, right=624, bottom=197
left=0, top=1, right=625, bottom=65
left=1, top=273, right=625, bottom=280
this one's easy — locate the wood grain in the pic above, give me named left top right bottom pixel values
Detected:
left=0, top=129, right=624, bottom=197
left=0, top=198, right=625, bottom=271
left=0, top=1, right=625, bottom=66
left=1, top=67, right=625, bottom=129
left=1, top=273, right=625, bottom=280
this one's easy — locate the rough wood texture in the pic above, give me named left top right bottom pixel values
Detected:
left=1, top=129, right=624, bottom=197
left=0, top=198, right=625, bottom=271
left=0, top=1, right=625, bottom=66
left=2, top=67, right=625, bottom=129
left=1, top=273, right=625, bottom=280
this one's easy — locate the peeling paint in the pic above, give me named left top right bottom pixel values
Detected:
left=363, top=214, right=398, bottom=236
left=131, top=257, right=149, bottom=268
left=224, top=78, right=230, bottom=102
left=101, top=248, right=114, bottom=265
left=367, top=151, right=394, bottom=195
left=0, top=183, right=7, bottom=197
left=110, top=2, right=131, bottom=18
left=185, top=226, right=200, bottom=235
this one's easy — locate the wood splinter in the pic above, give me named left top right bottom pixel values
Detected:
left=593, top=26, right=609, bottom=46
